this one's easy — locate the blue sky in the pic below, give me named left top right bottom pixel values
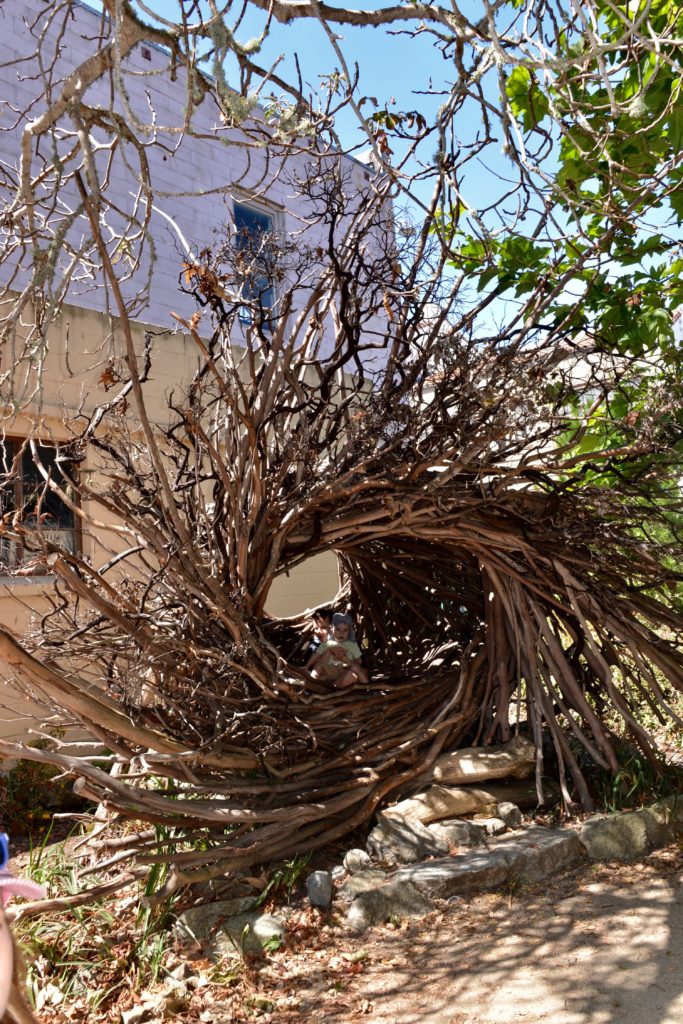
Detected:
left=147, top=0, right=448, bottom=139
left=131, top=1, right=492, bottom=205
left=84, top=1, right=514, bottom=221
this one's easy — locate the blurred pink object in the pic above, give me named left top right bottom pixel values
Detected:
left=0, top=871, right=46, bottom=907
left=0, top=832, right=46, bottom=1019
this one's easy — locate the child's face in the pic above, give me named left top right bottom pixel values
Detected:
left=332, top=622, right=350, bottom=642
left=313, top=614, right=330, bottom=636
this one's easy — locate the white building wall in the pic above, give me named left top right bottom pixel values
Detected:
left=0, top=0, right=376, bottom=335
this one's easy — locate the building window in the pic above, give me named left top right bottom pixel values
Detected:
left=0, top=440, right=77, bottom=574
left=234, top=201, right=276, bottom=325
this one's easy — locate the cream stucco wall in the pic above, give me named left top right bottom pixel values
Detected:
left=0, top=302, right=340, bottom=740
left=0, top=0, right=371, bottom=741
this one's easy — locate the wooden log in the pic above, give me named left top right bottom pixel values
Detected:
left=424, top=735, right=536, bottom=786
left=381, top=778, right=560, bottom=825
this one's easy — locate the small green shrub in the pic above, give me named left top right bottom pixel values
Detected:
left=596, top=744, right=682, bottom=813
left=250, top=852, right=311, bottom=909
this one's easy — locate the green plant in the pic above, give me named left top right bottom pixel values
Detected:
left=250, top=852, right=311, bottom=910
left=14, top=828, right=187, bottom=1015
left=0, top=737, right=92, bottom=843
left=597, top=748, right=681, bottom=813
left=260, top=933, right=284, bottom=954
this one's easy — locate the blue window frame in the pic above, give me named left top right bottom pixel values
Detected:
left=234, top=201, right=275, bottom=323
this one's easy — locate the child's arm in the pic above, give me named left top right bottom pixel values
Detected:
left=305, top=649, right=320, bottom=670
left=326, top=643, right=352, bottom=664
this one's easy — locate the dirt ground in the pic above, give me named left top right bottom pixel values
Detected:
left=16, top=842, right=683, bottom=1024
left=227, top=844, right=683, bottom=1024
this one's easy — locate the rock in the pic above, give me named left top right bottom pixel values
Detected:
left=343, top=848, right=372, bottom=873
left=306, top=870, right=333, bottom=909
left=428, top=819, right=487, bottom=848
left=346, top=881, right=434, bottom=935
left=394, top=826, right=584, bottom=899
left=637, top=806, right=674, bottom=848
left=642, top=795, right=683, bottom=842
left=394, top=848, right=512, bottom=899
left=337, top=869, right=389, bottom=903
left=156, top=979, right=190, bottom=1014
left=366, top=816, right=449, bottom=865
left=492, top=825, right=585, bottom=883
left=175, top=901, right=284, bottom=959
left=579, top=811, right=650, bottom=862
left=213, top=913, right=285, bottom=958
left=331, top=865, right=346, bottom=881
left=660, top=794, right=683, bottom=828
left=168, top=963, right=191, bottom=981
left=121, top=1008, right=150, bottom=1024
left=175, top=898, right=253, bottom=944
left=496, top=801, right=523, bottom=828
left=476, top=817, right=507, bottom=836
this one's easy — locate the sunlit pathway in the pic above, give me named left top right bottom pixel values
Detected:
left=322, top=852, right=683, bottom=1024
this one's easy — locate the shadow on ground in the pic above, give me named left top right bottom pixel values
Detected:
left=315, top=846, right=683, bottom=1024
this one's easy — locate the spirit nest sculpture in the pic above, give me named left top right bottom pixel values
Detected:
left=1, top=189, right=681, bottom=900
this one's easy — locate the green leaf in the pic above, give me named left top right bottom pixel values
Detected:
left=505, top=66, right=550, bottom=131
left=667, top=98, right=683, bottom=154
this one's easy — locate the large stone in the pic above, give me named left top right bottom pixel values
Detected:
left=492, top=825, right=585, bottom=883
left=337, top=869, right=389, bottom=903
left=394, top=826, right=584, bottom=899
left=346, top=881, right=434, bottom=935
left=366, top=816, right=449, bottom=866
left=343, top=848, right=372, bottom=873
left=476, top=817, right=507, bottom=836
left=662, top=794, right=683, bottom=825
left=585, top=795, right=683, bottom=856
left=176, top=900, right=284, bottom=958
left=306, top=870, right=333, bottom=909
left=636, top=806, right=675, bottom=848
left=579, top=811, right=650, bottom=862
left=496, top=801, right=523, bottom=828
left=209, top=913, right=285, bottom=959
left=428, top=819, right=487, bottom=848
left=648, top=795, right=683, bottom=837
left=175, top=898, right=253, bottom=942
left=394, top=848, right=513, bottom=899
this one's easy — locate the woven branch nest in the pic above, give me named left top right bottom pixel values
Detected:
left=10, top=467, right=679, bottom=898
left=3, top=251, right=682, bottom=894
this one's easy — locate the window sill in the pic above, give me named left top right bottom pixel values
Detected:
left=0, top=575, right=57, bottom=588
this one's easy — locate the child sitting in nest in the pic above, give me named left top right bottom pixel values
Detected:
left=306, top=606, right=334, bottom=660
left=305, top=612, right=369, bottom=689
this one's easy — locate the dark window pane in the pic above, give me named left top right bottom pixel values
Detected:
left=234, top=202, right=275, bottom=319
left=20, top=446, right=74, bottom=530
left=235, top=203, right=272, bottom=240
left=0, top=440, right=77, bottom=572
